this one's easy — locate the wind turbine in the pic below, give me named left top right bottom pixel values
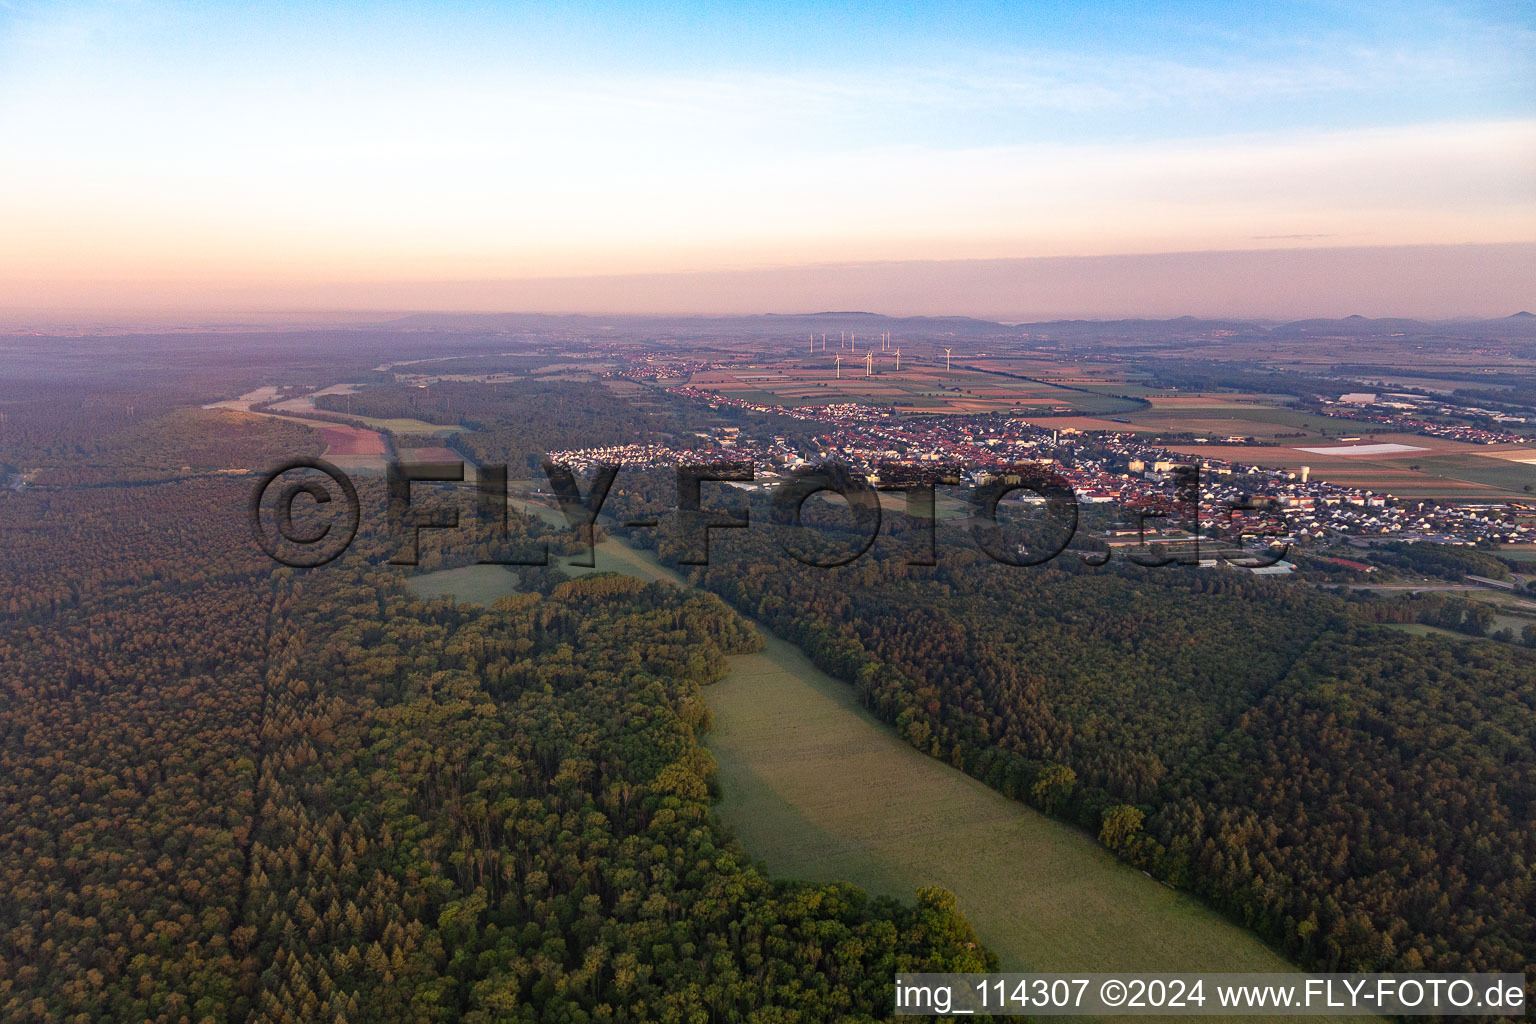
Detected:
left=865, top=350, right=874, bottom=377
left=895, top=348, right=901, bottom=371
left=944, top=347, right=953, bottom=372
left=834, top=354, right=842, bottom=379
left=810, top=332, right=815, bottom=354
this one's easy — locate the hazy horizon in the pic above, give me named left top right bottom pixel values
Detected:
left=2, top=243, right=1531, bottom=327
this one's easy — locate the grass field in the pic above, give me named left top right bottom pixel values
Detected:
left=350, top=414, right=465, bottom=435
left=1071, top=381, right=1163, bottom=397
left=537, top=529, right=1377, bottom=1020
left=404, top=564, right=522, bottom=605
left=1044, top=388, right=1145, bottom=415
left=1385, top=618, right=1529, bottom=643
left=1162, top=435, right=1536, bottom=498
left=685, top=363, right=1142, bottom=416
left=1410, top=453, right=1536, bottom=493
left=1387, top=622, right=1500, bottom=643
left=705, top=632, right=1316, bottom=979
left=1462, top=587, right=1536, bottom=632
left=1125, top=403, right=1388, bottom=439
left=310, top=421, right=387, bottom=456
left=1388, top=622, right=1453, bottom=638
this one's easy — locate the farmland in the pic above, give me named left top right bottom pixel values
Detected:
left=1164, top=434, right=1536, bottom=498
left=685, top=361, right=1142, bottom=416
left=308, top=422, right=388, bottom=477
left=1121, top=400, right=1392, bottom=439
left=347, top=415, right=465, bottom=435
left=202, top=386, right=390, bottom=470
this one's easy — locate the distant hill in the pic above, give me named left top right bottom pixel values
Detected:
left=385, top=310, right=1021, bottom=339
left=1009, top=316, right=1269, bottom=339
left=380, top=310, right=1536, bottom=343
left=1267, top=316, right=1432, bottom=338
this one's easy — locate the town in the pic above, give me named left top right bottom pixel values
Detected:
left=545, top=374, right=1531, bottom=552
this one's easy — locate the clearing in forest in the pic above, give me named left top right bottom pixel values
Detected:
left=547, top=535, right=1378, bottom=1021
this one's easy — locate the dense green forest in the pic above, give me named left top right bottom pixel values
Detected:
left=1354, top=540, right=1512, bottom=582
left=0, top=462, right=992, bottom=1022
left=23, top=409, right=326, bottom=488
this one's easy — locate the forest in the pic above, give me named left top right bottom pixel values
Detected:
left=0, top=460, right=993, bottom=1023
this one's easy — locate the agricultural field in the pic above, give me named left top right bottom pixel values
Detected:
left=203, top=385, right=282, bottom=411
left=1500, top=544, right=1536, bottom=562
left=1165, top=434, right=1536, bottom=498
left=874, top=488, right=975, bottom=520
left=961, top=355, right=1134, bottom=379
left=963, top=354, right=1154, bottom=390
left=1121, top=400, right=1390, bottom=440
left=686, top=361, right=1141, bottom=416
left=1349, top=374, right=1514, bottom=395
left=264, top=416, right=387, bottom=473
left=1131, top=332, right=1536, bottom=377
left=347, top=414, right=465, bottom=435
left=310, top=421, right=387, bottom=454
left=1411, top=452, right=1536, bottom=493
left=204, top=384, right=392, bottom=470
left=395, top=444, right=478, bottom=481
left=630, top=343, right=1536, bottom=501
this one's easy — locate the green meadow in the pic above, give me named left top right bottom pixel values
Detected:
left=404, top=564, right=522, bottom=605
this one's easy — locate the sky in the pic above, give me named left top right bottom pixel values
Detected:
left=0, top=0, right=1532, bottom=317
